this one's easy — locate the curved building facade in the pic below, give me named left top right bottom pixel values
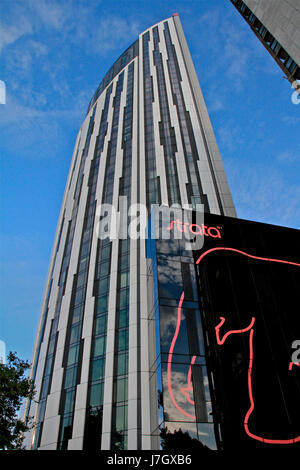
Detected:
left=24, top=14, right=235, bottom=450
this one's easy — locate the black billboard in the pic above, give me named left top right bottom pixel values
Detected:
left=148, top=210, right=300, bottom=450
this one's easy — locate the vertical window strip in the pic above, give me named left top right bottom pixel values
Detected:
left=163, top=22, right=207, bottom=210
left=102, top=72, right=124, bottom=206
left=82, top=238, right=111, bottom=450
left=83, top=71, right=125, bottom=450
left=25, top=278, right=53, bottom=426
left=142, top=32, right=160, bottom=209
left=56, top=87, right=113, bottom=450
left=111, top=243, right=130, bottom=450
left=32, top=105, right=97, bottom=450
left=110, top=62, right=134, bottom=451
left=68, top=135, right=82, bottom=190
left=152, top=26, right=181, bottom=207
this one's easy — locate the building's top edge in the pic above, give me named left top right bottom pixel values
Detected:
left=85, top=38, right=139, bottom=116
left=85, top=15, right=177, bottom=117
left=139, top=14, right=176, bottom=35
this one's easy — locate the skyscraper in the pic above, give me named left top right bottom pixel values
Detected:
left=24, top=14, right=235, bottom=450
left=230, top=0, right=300, bottom=89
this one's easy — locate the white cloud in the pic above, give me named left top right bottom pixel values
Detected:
left=217, top=122, right=245, bottom=151
left=28, top=40, right=48, bottom=56
left=0, top=19, right=33, bottom=52
left=27, top=0, right=70, bottom=30
left=0, top=92, right=84, bottom=160
left=4, top=39, right=48, bottom=81
left=277, top=150, right=300, bottom=163
left=226, top=159, right=300, bottom=228
left=193, top=6, right=265, bottom=93
left=281, top=115, right=300, bottom=126
left=95, top=16, right=141, bottom=52
left=1, top=0, right=140, bottom=57
left=206, top=90, right=224, bottom=113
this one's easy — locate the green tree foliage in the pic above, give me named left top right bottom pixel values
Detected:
left=160, top=427, right=213, bottom=452
left=0, top=352, right=35, bottom=449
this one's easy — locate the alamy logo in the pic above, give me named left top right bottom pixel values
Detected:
left=95, top=199, right=206, bottom=250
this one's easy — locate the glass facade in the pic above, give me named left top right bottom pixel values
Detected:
left=147, top=209, right=300, bottom=450
left=147, top=216, right=218, bottom=451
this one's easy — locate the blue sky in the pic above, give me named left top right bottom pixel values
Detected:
left=0, top=0, right=299, bottom=364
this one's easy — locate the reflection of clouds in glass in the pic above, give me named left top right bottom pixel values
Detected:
left=160, top=308, right=186, bottom=347
left=162, top=366, right=195, bottom=422
left=157, top=238, right=180, bottom=256
left=158, top=259, right=182, bottom=289
left=206, top=401, right=213, bottom=423
left=196, top=423, right=218, bottom=450
left=162, top=362, right=218, bottom=449
left=203, top=370, right=211, bottom=401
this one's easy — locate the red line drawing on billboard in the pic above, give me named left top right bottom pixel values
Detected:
left=180, top=355, right=197, bottom=405
left=215, top=316, right=255, bottom=344
left=166, top=247, right=300, bottom=442
left=215, top=315, right=300, bottom=444
left=167, top=291, right=196, bottom=420
left=197, top=246, right=300, bottom=445
left=289, top=362, right=300, bottom=371
left=195, top=246, right=300, bottom=268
